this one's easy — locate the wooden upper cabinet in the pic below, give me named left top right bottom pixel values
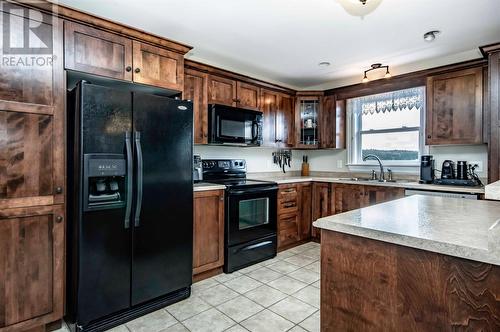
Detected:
left=0, top=6, right=64, bottom=208
left=260, top=89, right=279, bottom=146
left=276, top=94, right=295, bottom=147
left=482, top=45, right=500, bottom=182
left=184, top=69, right=208, bottom=144
left=426, top=67, right=483, bottom=145
left=64, top=21, right=133, bottom=81
left=208, top=75, right=237, bottom=106
left=320, top=95, right=336, bottom=148
left=65, top=21, right=185, bottom=91
left=193, top=190, right=225, bottom=275
left=132, top=41, right=184, bottom=91
left=295, top=95, right=322, bottom=149
left=320, top=95, right=346, bottom=149
left=0, top=205, right=64, bottom=331
left=335, top=99, right=347, bottom=149
left=236, top=82, right=260, bottom=110
left=0, top=6, right=63, bottom=115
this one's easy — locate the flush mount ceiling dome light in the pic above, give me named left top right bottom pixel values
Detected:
left=423, top=30, right=441, bottom=42
left=337, top=0, right=383, bottom=18
left=318, top=61, right=331, bottom=67
left=362, top=63, right=391, bottom=83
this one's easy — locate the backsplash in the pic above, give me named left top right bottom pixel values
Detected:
left=194, top=144, right=488, bottom=182
left=194, top=145, right=307, bottom=173
left=428, top=144, right=488, bottom=180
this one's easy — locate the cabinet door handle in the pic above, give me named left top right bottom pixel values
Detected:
left=427, top=135, right=431, bottom=139
left=283, top=202, right=296, bottom=208
left=56, top=216, right=63, bottom=223
left=126, top=66, right=132, bottom=72
left=55, top=186, right=63, bottom=194
left=135, top=68, right=141, bottom=73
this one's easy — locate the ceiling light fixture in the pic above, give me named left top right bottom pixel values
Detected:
left=361, top=63, right=391, bottom=83
left=423, top=30, right=441, bottom=42
left=318, top=61, right=331, bottom=67
left=337, top=0, right=382, bottom=18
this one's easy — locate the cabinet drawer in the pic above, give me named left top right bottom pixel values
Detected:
left=278, top=197, right=298, bottom=215
left=278, top=184, right=298, bottom=214
left=279, top=184, right=298, bottom=196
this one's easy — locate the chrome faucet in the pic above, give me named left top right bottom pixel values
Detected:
left=363, top=154, right=385, bottom=182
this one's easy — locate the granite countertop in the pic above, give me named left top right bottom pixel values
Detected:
left=193, top=182, right=226, bottom=192
left=250, top=175, right=485, bottom=194
left=313, top=195, right=500, bottom=265
left=192, top=175, right=485, bottom=194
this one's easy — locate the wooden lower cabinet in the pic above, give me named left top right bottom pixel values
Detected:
left=277, top=184, right=299, bottom=249
left=312, top=183, right=406, bottom=241
left=363, top=185, right=405, bottom=206
left=332, top=184, right=365, bottom=214
left=297, top=183, right=312, bottom=241
left=321, top=230, right=500, bottom=331
left=193, top=190, right=225, bottom=275
left=277, top=183, right=312, bottom=249
left=0, top=205, right=64, bottom=332
left=312, top=182, right=333, bottom=240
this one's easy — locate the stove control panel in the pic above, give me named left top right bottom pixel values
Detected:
left=202, top=159, right=246, bottom=171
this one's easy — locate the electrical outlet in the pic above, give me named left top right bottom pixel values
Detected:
left=469, top=161, right=483, bottom=172
left=337, top=160, right=343, bottom=169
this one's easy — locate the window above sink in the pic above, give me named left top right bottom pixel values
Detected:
left=347, top=86, right=426, bottom=169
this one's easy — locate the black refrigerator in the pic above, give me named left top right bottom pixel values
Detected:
left=66, top=77, right=193, bottom=332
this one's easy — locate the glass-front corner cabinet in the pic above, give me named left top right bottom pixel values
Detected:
left=296, top=96, right=321, bottom=148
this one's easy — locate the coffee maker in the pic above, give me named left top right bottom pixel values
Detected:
left=193, top=155, right=203, bottom=182
left=419, top=155, right=435, bottom=184
left=441, top=160, right=456, bottom=179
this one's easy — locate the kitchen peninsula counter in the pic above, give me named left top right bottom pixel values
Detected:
left=313, top=195, right=500, bottom=331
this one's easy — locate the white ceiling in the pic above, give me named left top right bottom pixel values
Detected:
left=58, top=0, right=500, bottom=90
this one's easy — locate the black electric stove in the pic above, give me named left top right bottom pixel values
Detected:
left=202, top=159, right=278, bottom=273
left=202, top=159, right=276, bottom=188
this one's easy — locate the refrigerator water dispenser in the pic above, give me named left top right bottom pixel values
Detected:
left=83, top=154, right=127, bottom=210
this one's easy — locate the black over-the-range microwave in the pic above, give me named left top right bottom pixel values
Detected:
left=208, top=104, right=263, bottom=146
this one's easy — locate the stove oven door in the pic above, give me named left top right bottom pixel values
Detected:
left=226, top=185, right=278, bottom=246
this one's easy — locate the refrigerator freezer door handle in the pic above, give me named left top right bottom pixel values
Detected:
left=134, top=131, right=143, bottom=227
left=124, top=132, right=133, bottom=229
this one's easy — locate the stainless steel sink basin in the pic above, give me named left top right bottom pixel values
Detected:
left=337, top=178, right=413, bottom=184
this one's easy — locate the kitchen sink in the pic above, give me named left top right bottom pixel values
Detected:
left=337, top=178, right=413, bottom=184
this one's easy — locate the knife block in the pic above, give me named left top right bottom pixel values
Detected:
left=301, top=162, right=310, bottom=176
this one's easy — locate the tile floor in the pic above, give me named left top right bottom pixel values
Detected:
left=57, top=242, right=320, bottom=332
